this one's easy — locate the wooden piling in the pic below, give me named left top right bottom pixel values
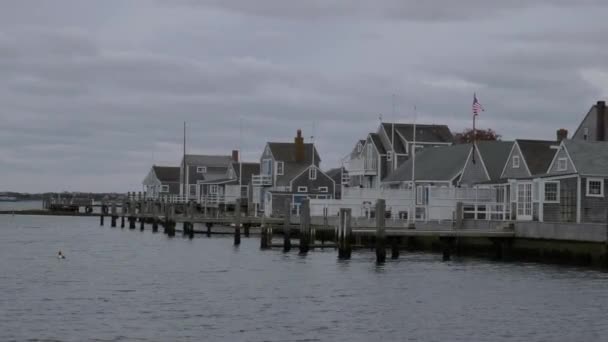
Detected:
left=260, top=226, right=269, bottom=249
left=111, top=202, right=117, bottom=227
left=375, top=199, right=386, bottom=263
left=299, top=199, right=311, bottom=255
left=440, top=237, right=455, bottom=261
left=391, top=237, right=400, bottom=259
left=338, top=208, right=352, bottom=260
left=234, top=199, right=241, bottom=246
left=244, top=224, right=250, bottom=238
left=129, top=216, right=136, bottom=229
left=206, top=222, right=212, bottom=237
left=283, top=198, right=291, bottom=252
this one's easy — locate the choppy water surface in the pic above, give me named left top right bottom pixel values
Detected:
left=1, top=215, right=607, bottom=342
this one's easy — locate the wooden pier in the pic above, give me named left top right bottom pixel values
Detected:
left=96, top=193, right=517, bottom=263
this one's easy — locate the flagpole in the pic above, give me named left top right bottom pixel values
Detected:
left=239, top=117, right=243, bottom=200
left=183, top=121, right=187, bottom=200
left=410, top=105, right=417, bottom=224
left=391, top=94, right=395, bottom=170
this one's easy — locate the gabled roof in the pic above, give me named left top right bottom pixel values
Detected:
left=153, top=166, right=180, bottom=182
left=232, top=162, right=260, bottom=185
left=369, top=133, right=386, bottom=154
left=184, top=154, right=233, bottom=167
left=476, top=141, right=514, bottom=180
left=276, top=164, right=309, bottom=186
left=563, top=140, right=608, bottom=176
left=382, top=123, right=454, bottom=144
left=383, top=144, right=470, bottom=183
left=325, top=167, right=345, bottom=185
left=267, top=143, right=320, bottom=164
left=516, top=139, right=559, bottom=175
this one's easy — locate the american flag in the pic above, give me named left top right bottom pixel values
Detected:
left=472, top=93, right=484, bottom=115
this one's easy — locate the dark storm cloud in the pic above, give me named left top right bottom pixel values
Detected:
left=166, top=0, right=608, bottom=21
left=0, top=1, right=607, bottom=192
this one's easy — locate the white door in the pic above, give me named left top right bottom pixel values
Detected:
left=516, top=183, right=533, bottom=221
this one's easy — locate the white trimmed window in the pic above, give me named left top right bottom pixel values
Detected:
left=309, top=167, right=317, bottom=180
left=387, top=151, right=393, bottom=161
left=557, top=158, right=568, bottom=171
left=228, top=168, right=235, bottom=179
left=357, top=143, right=362, bottom=153
left=160, top=185, right=169, bottom=193
left=197, top=166, right=207, bottom=174
left=189, top=184, right=197, bottom=196
left=297, top=186, right=308, bottom=193
left=544, top=181, right=560, bottom=203
left=276, top=161, right=284, bottom=175
left=512, top=155, right=520, bottom=168
left=586, top=178, right=604, bottom=197
left=318, top=186, right=328, bottom=193
left=209, top=184, right=218, bottom=194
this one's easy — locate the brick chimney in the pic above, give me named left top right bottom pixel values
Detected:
left=556, top=128, right=568, bottom=142
left=597, top=100, right=606, bottom=141
left=232, top=150, right=239, bottom=162
left=294, top=129, right=305, bottom=162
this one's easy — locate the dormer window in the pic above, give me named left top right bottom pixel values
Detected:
left=309, top=167, right=317, bottom=180
left=557, top=157, right=568, bottom=171
left=197, top=166, right=207, bottom=174
left=512, top=156, right=520, bottom=168
left=276, top=161, right=284, bottom=175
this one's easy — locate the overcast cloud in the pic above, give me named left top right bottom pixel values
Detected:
left=1, top=0, right=608, bottom=192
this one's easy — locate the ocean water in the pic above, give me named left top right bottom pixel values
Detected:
left=1, top=215, right=607, bottom=342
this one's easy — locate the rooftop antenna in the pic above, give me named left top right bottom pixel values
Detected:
left=311, top=121, right=316, bottom=167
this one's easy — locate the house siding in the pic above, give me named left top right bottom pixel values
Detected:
left=581, top=177, right=608, bottom=223
left=290, top=167, right=335, bottom=197
left=573, top=106, right=597, bottom=141
left=459, top=148, right=489, bottom=186
left=543, top=177, right=577, bottom=223
left=502, top=145, right=530, bottom=179
left=548, top=148, right=576, bottom=174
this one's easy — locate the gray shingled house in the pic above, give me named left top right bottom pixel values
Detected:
left=496, top=139, right=561, bottom=221
left=345, top=122, right=454, bottom=189
left=142, top=166, right=180, bottom=198
left=458, top=141, right=514, bottom=187
left=252, top=130, right=335, bottom=217
left=572, top=100, right=608, bottom=142
left=536, top=140, right=608, bottom=223
left=382, top=143, right=471, bottom=188
left=179, top=153, right=237, bottom=200
left=199, top=162, right=260, bottom=211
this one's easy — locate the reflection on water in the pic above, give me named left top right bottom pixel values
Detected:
left=1, top=215, right=607, bottom=342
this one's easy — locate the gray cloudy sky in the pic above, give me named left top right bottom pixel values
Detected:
left=1, top=0, right=608, bottom=192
